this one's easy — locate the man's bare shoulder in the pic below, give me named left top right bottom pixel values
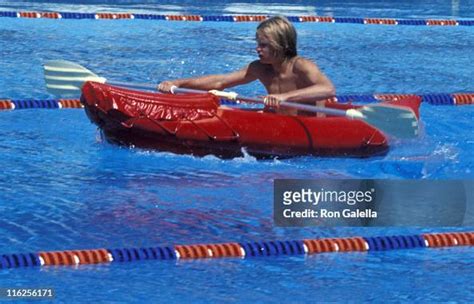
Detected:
left=293, top=56, right=320, bottom=73
left=248, top=60, right=272, bottom=76
left=249, top=60, right=269, bottom=70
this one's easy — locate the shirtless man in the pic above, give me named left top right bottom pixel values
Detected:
left=158, top=16, right=335, bottom=115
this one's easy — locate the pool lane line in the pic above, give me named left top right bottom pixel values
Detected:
left=0, top=93, right=472, bottom=111
left=0, top=231, right=472, bottom=269
left=0, top=99, right=83, bottom=111
left=1, top=11, right=474, bottom=27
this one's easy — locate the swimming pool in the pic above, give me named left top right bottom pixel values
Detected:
left=1, top=0, right=473, bottom=302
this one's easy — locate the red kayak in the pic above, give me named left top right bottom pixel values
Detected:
left=81, top=81, right=421, bottom=159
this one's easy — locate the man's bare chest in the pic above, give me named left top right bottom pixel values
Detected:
left=260, top=72, right=299, bottom=94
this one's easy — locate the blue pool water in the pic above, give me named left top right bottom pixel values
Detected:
left=1, top=0, right=473, bottom=302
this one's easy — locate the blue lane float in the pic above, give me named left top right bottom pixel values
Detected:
left=0, top=11, right=17, bottom=18
left=1, top=253, right=41, bottom=268
left=397, top=19, right=427, bottom=25
left=337, top=95, right=379, bottom=103
left=134, top=14, right=166, bottom=20
left=60, top=12, right=96, bottom=19
left=334, top=17, right=365, bottom=24
left=11, top=99, right=60, bottom=109
left=421, top=94, right=455, bottom=105
left=364, top=235, right=426, bottom=251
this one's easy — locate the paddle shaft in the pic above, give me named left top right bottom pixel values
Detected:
left=108, top=80, right=157, bottom=91
left=172, top=87, right=348, bottom=117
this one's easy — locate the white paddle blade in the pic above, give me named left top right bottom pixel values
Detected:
left=43, top=60, right=106, bottom=96
left=358, top=105, right=419, bottom=139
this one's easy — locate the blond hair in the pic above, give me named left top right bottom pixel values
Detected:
left=257, top=16, right=297, bottom=59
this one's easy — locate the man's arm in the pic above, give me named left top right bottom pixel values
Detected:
left=283, top=58, right=336, bottom=103
left=158, top=63, right=259, bottom=92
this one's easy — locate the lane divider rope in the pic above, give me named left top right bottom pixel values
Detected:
left=1, top=11, right=474, bottom=27
left=0, top=231, right=472, bottom=269
left=0, top=93, right=472, bottom=111
left=0, top=99, right=83, bottom=110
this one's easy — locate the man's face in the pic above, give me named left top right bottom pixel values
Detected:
left=256, top=33, right=276, bottom=64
